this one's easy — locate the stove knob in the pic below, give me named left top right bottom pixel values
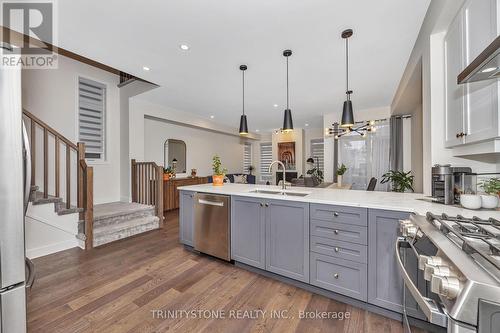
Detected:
left=403, top=224, right=418, bottom=238
left=431, top=275, right=461, bottom=299
left=418, top=255, right=444, bottom=270
left=399, top=219, right=412, bottom=233
left=424, top=264, right=452, bottom=281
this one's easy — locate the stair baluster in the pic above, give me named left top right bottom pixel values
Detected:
left=22, top=109, right=95, bottom=249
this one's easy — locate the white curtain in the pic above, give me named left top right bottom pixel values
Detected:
left=339, top=120, right=390, bottom=191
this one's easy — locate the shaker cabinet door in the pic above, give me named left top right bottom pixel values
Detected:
left=367, top=209, right=423, bottom=319
left=231, top=196, right=266, bottom=269
left=463, top=0, right=499, bottom=144
left=444, top=13, right=465, bottom=148
left=266, top=200, right=309, bottom=283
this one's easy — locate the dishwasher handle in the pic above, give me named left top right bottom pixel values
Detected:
left=198, top=199, right=224, bottom=207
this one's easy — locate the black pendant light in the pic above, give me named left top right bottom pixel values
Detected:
left=341, top=29, right=354, bottom=128
left=282, top=49, right=294, bottom=132
left=238, top=64, right=249, bottom=135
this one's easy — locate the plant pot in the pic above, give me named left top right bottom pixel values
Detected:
left=460, top=194, right=482, bottom=210
left=212, top=174, right=224, bottom=186
left=163, top=174, right=170, bottom=181
left=337, top=175, right=343, bottom=187
left=481, top=194, right=499, bottom=209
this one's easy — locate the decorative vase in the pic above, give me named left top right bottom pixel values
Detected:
left=213, top=174, right=224, bottom=186
left=337, top=175, right=343, bottom=187
left=163, top=174, right=170, bottom=181
left=191, top=169, right=197, bottom=177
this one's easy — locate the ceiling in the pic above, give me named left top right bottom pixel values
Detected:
left=57, top=0, right=430, bottom=132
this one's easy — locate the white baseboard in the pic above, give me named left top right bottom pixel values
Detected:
left=26, top=238, right=79, bottom=259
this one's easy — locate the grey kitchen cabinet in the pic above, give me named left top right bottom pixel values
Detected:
left=231, top=196, right=266, bottom=269
left=310, top=252, right=367, bottom=301
left=179, top=190, right=194, bottom=246
left=367, top=209, right=423, bottom=318
left=266, top=199, right=310, bottom=283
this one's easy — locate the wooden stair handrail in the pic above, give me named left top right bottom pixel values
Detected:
left=23, top=108, right=95, bottom=249
left=131, top=159, right=164, bottom=226
left=23, top=109, right=78, bottom=150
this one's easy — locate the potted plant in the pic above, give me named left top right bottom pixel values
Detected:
left=381, top=170, right=414, bottom=192
left=248, top=165, right=255, bottom=176
left=212, top=155, right=227, bottom=186
left=163, top=166, right=174, bottom=181
left=336, top=164, right=347, bottom=186
left=479, top=177, right=500, bottom=209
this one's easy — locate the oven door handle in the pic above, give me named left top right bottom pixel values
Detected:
left=395, top=238, right=448, bottom=327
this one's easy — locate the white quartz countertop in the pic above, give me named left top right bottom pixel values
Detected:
left=178, top=183, right=500, bottom=220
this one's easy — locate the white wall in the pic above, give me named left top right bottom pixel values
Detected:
left=323, top=106, right=391, bottom=182
left=143, top=117, right=248, bottom=176
left=22, top=55, right=122, bottom=204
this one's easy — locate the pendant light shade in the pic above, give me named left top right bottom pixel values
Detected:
left=283, top=108, right=293, bottom=132
left=341, top=100, right=354, bottom=128
left=340, top=29, right=355, bottom=128
left=282, top=49, right=294, bottom=132
left=239, top=114, right=248, bottom=134
left=239, top=64, right=249, bottom=135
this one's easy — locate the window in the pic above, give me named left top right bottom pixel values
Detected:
left=259, top=142, right=272, bottom=181
left=310, top=138, right=324, bottom=172
left=243, top=142, right=252, bottom=173
left=338, top=120, right=390, bottom=191
left=78, top=77, right=106, bottom=160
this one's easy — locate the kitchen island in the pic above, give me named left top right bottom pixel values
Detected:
left=178, top=183, right=499, bottom=329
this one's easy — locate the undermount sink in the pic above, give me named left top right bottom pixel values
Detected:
left=249, top=189, right=310, bottom=197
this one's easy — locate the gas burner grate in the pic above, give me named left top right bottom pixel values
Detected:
left=426, top=212, right=500, bottom=271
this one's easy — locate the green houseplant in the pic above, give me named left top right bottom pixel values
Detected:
left=163, top=166, right=174, bottom=180
left=212, top=155, right=227, bottom=186
left=480, top=177, right=500, bottom=196
left=381, top=170, right=414, bottom=193
left=336, top=164, right=347, bottom=186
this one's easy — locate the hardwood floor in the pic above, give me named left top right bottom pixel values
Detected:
left=28, top=210, right=426, bottom=333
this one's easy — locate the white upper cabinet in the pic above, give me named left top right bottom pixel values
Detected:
left=445, top=0, right=499, bottom=148
left=445, top=12, right=465, bottom=147
left=463, top=0, right=498, bottom=144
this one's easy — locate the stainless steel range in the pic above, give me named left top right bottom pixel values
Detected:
left=396, top=213, right=500, bottom=333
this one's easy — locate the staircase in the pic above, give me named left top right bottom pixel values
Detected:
left=23, top=109, right=164, bottom=252
left=91, top=202, right=159, bottom=247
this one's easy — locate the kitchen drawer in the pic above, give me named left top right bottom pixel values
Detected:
left=310, top=252, right=367, bottom=301
left=311, top=220, right=367, bottom=245
left=310, top=204, right=367, bottom=226
left=310, top=236, right=367, bottom=264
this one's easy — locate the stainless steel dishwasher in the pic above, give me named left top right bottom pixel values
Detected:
left=193, top=193, right=231, bottom=261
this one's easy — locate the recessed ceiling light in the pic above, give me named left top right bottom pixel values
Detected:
left=179, top=44, right=190, bottom=51
left=142, top=66, right=150, bottom=71
left=482, top=67, right=497, bottom=73
left=256, top=129, right=260, bottom=132
left=305, top=123, right=309, bottom=127
left=273, top=104, right=278, bottom=108
left=210, top=115, right=214, bottom=119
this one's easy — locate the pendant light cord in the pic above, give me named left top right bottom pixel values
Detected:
left=346, top=37, right=349, bottom=100
left=242, top=69, right=245, bottom=116
left=286, top=56, right=289, bottom=109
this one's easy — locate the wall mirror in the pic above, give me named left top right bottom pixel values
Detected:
left=164, top=139, right=187, bottom=173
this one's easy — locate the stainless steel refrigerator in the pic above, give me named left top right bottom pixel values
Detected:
left=0, top=65, right=29, bottom=332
